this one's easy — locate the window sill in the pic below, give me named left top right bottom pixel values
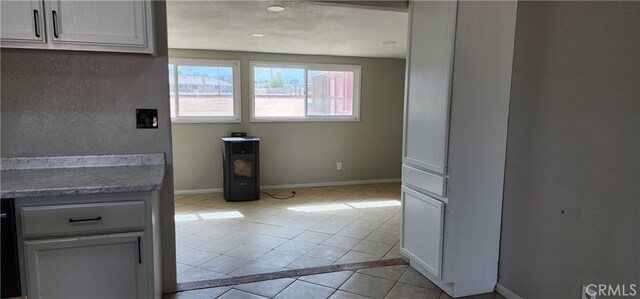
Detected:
left=249, top=116, right=360, bottom=123
left=171, top=117, right=241, bottom=124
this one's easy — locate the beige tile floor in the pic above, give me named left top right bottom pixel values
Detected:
left=164, top=264, right=504, bottom=299
left=175, top=183, right=403, bottom=283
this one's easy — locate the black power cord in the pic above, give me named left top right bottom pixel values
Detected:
left=261, top=191, right=296, bottom=200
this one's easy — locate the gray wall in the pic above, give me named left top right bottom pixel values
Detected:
left=1, top=2, right=177, bottom=293
left=170, top=49, right=405, bottom=191
left=499, top=2, right=639, bottom=298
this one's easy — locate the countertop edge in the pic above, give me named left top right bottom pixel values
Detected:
left=1, top=153, right=165, bottom=170
left=1, top=154, right=166, bottom=199
left=1, top=184, right=162, bottom=199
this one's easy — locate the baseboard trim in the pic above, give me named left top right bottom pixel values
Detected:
left=260, top=178, right=401, bottom=190
left=496, top=283, right=523, bottom=299
left=174, top=188, right=223, bottom=195
left=174, top=178, right=401, bottom=195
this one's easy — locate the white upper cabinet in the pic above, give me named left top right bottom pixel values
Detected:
left=1, top=0, right=154, bottom=54
left=403, top=1, right=457, bottom=175
left=0, top=0, right=45, bottom=43
left=46, top=0, right=148, bottom=47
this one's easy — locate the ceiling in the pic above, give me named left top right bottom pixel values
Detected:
left=166, top=1, right=408, bottom=58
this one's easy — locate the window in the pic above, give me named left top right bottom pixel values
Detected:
left=169, top=59, right=241, bottom=123
left=250, top=62, right=361, bottom=122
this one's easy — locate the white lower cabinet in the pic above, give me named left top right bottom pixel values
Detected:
left=25, top=232, right=148, bottom=299
left=16, top=193, right=159, bottom=299
left=400, top=187, right=445, bottom=278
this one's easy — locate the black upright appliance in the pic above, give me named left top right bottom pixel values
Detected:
left=222, top=136, right=260, bottom=201
left=1, top=198, right=22, bottom=297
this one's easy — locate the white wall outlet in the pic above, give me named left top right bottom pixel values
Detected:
left=582, top=285, right=596, bottom=299
left=336, top=162, right=342, bottom=170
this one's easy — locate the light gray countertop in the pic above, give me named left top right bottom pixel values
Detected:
left=1, top=153, right=165, bottom=199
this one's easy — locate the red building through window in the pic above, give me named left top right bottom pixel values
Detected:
left=308, top=71, right=354, bottom=116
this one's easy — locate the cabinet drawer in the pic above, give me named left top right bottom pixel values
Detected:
left=402, top=165, right=447, bottom=197
left=22, top=201, right=145, bottom=237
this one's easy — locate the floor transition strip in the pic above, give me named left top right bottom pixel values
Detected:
left=176, top=257, right=408, bottom=292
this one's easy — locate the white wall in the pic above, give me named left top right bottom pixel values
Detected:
left=499, top=2, right=640, bottom=297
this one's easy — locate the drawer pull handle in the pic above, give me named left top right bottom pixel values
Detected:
left=33, top=10, right=40, bottom=38
left=68, top=216, right=102, bottom=223
left=137, top=237, right=142, bottom=264
left=52, top=10, right=59, bottom=38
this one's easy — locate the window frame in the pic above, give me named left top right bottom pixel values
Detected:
left=169, top=58, right=242, bottom=123
left=250, top=61, right=361, bottom=122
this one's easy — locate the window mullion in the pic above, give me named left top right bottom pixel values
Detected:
left=304, top=67, right=308, bottom=117
left=174, top=64, right=180, bottom=117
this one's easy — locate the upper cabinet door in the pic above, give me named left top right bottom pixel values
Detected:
left=0, top=0, right=46, bottom=43
left=403, top=1, right=457, bottom=175
left=45, top=0, right=151, bottom=48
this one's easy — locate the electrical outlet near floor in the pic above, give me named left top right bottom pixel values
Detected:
left=336, top=162, right=342, bottom=170
left=582, top=285, right=596, bottom=299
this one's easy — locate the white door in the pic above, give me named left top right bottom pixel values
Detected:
left=400, top=186, right=444, bottom=278
left=403, top=0, right=457, bottom=175
left=25, top=232, right=148, bottom=299
left=45, top=0, right=148, bottom=47
left=0, top=0, right=45, bottom=43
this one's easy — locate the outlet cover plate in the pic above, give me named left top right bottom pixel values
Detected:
left=136, top=109, right=158, bottom=129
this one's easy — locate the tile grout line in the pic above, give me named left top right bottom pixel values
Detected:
left=355, top=267, right=409, bottom=299
left=215, top=287, right=232, bottom=298
left=384, top=280, right=401, bottom=299
left=266, top=277, right=295, bottom=299
left=299, top=270, right=356, bottom=298
left=331, top=270, right=367, bottom=299
left=229, top=276, right=296, bottom=299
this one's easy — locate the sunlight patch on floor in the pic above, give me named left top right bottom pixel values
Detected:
left=287, top=203, right=352, bottom=212
left=348, top=200, right=401, bottom=208
left=175, top=211, right=244, bottom=222
left=287, top=200, right=401, bottom=213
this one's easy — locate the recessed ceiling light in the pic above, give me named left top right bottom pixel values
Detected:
left=251, top=33, right=265, bottom=38
left=267, top=5, right=285, bottom=12
left=382, top=41, right=396, bottom=45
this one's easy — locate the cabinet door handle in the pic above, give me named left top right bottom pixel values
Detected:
left=137, top=237, right=142, bottom=264
left=52, top=10, right=59, bottom=38
left=33, top=10, right=40, bottom=38
left=68, top=216, right=102, bottom=223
